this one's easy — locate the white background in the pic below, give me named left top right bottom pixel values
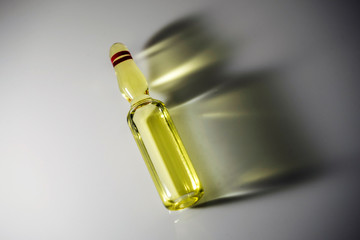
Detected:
left=1, top=0, right=359, bottom=239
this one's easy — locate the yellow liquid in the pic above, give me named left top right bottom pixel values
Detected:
left=128, top=98, right=203, bottom=210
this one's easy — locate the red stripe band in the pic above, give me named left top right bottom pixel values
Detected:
left=111, top=51, right=131, bottom=63
left=112, top=55, right=133, bottom=67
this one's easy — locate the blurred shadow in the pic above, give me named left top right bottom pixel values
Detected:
left=138, top=14, right=231, bottom=106
left=194, top=164, right=321, bottom=208
left=139, top=15, right=320, bottom=206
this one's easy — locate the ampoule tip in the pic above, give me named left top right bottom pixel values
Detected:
left=110, top=42, right=133, bottom=67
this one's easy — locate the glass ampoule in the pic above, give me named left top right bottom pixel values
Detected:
left=109, top=43, right=203, bottom=210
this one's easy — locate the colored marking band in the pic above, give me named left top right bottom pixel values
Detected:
left=111, top=51, right=131, bottom=63
left=112, top=55, right=133, bottom=67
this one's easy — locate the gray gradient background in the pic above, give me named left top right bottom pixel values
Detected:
left=1, top=0, right=360, bottom=239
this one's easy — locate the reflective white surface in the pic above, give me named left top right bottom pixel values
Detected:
left=1, top=0, right=359, bottom=239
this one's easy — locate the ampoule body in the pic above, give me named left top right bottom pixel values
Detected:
left=110, top=43, right=203, bottom=210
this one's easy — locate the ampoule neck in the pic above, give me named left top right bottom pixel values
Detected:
left=130, top=94, right=152, bottom=106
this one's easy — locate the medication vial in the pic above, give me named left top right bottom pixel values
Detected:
left=110, top=43, right=203, bottom=210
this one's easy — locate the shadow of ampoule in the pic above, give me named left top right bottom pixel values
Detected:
left=168, top=72, right=320, bottom=205
left=139, top=15, right=320, bottom=207
left=138, top=15, right=231, bottom=106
